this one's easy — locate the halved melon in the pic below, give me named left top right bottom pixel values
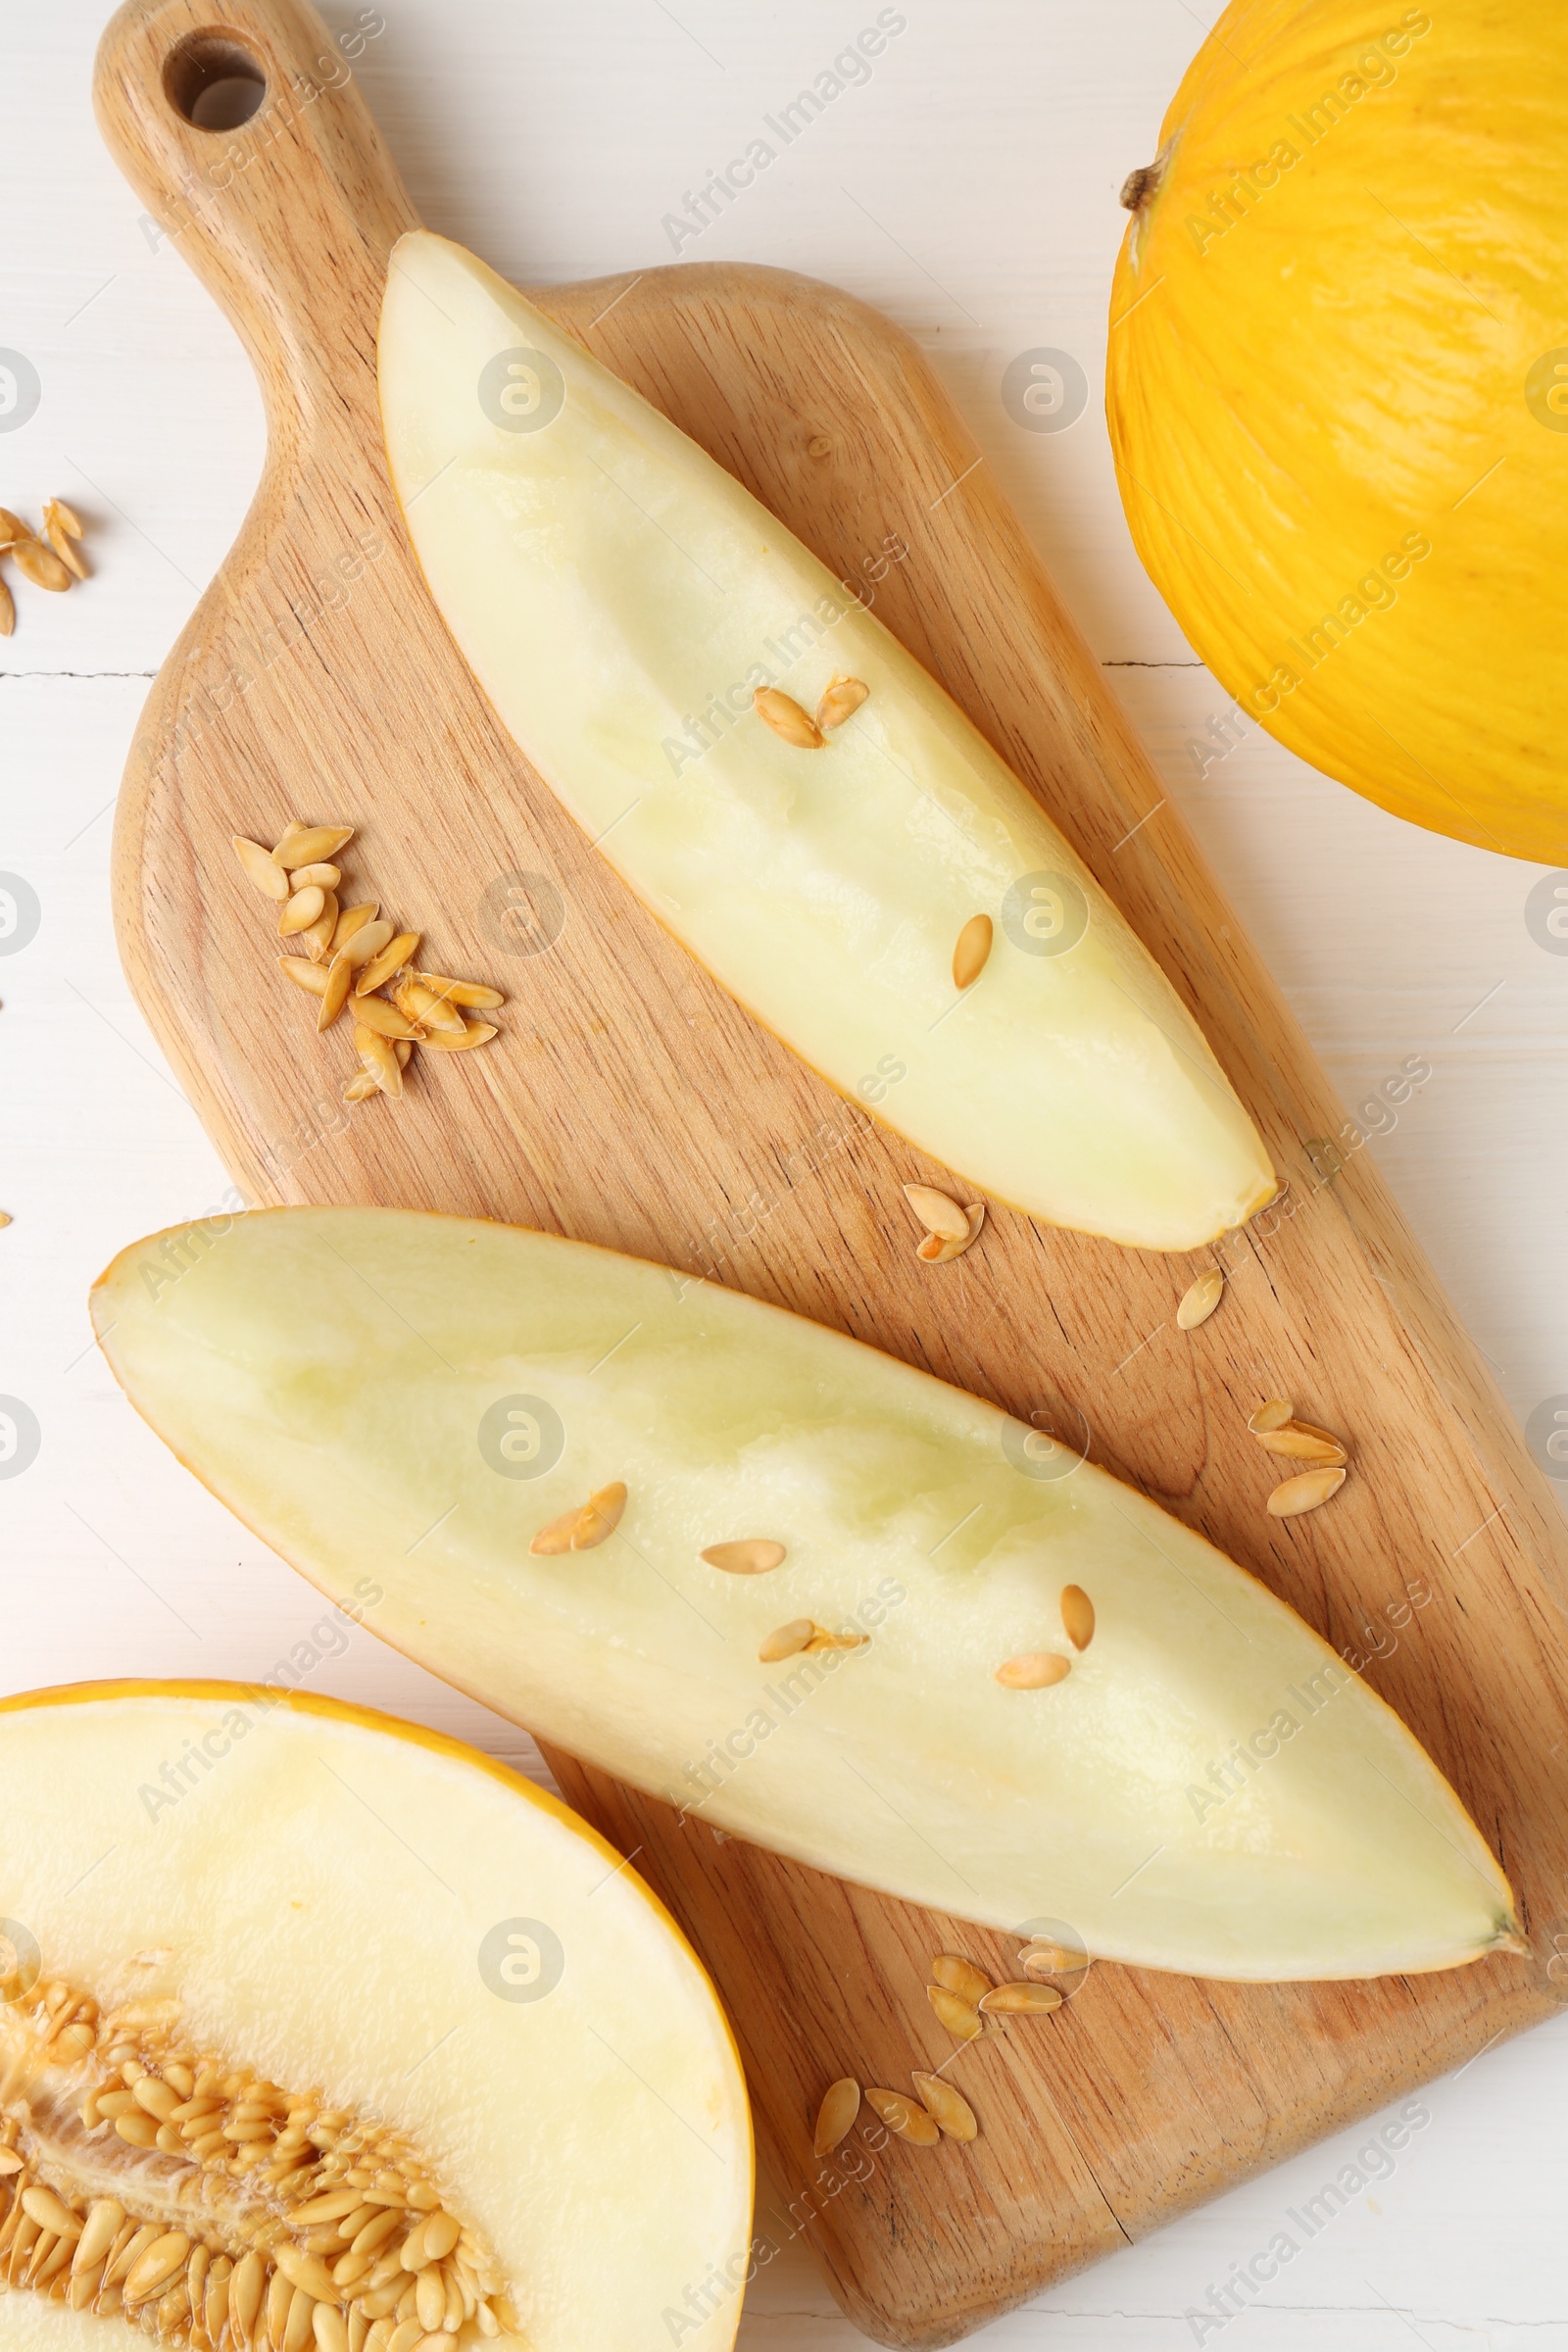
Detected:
left=0, top=1682, right=752, bottom=2351
left=90, top=1209, right=1521, bottom=1985
left=377, top=230, right=1275, bottom=1253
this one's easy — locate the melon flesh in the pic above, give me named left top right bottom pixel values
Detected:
left=376, top=229, right=1275, bottom=1253
left=0, top=1683, right=752, bottom=2352
left=91, top=1209, right=1519, bottom=1984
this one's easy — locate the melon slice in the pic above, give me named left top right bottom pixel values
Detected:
left=92, top=1208, right=1520, bottom=1984
left=0, top=1682, right=751, bottom=2352
left=376, top=229, right=1275, bottom=1253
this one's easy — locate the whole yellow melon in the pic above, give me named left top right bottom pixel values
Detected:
left=1106, top=0, right=1568, bottom=861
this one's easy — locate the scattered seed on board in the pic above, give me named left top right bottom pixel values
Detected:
left=815, top=673, right=868, bottom=731
left=354, top=1026, right=403, bottom=1099
left=273, top=822, right=354, bottom=867
left=812, top=2078, right=860, bottom=2155
left=396, top=979, right=466, bottom=1038
left=0, top=575, right=16, bottom=636
left=300, top=890, right=339, bottom=960
left=930, top=1955, right=992, bottom=2006
left=952, top=913, right=993, bottom=991
left=1248, top=1398, right=1293, bottom=1434
left=418, top=1018, right=498, bottom=1051
left=1267, top=1467, right=1347, bottom=1518
left=353, top=994, right=425, bottom=1043
left=925, top=1986, right=985, bottom=2043
left=754, top=686, right=825, bottom=749
left=236, top=837, right=292, bottom=902
left=1176, top=1268, right=1224, bottom=1330
left=336, top=916, right=393, bottom=969
left=1059, top=1585, right=1095, bottom=1651
left=245, top=820, right=502, bottom=1107
left=415, top=970, right=506, bottom=1011
left=978, top=1982, right=1062, bottom=2015
left=803, top=1626, right=867, bottom=1654
left=996, top=1652, right=1071, bottom=1690
left=702, top=1540, right=786, bottom=1576
left=278, top=956, right=330, bottom=996
left=1254, top=1420, right=1348, bottom=1466
left=863, top=2087, right=940, bottom=2146
left=911, top=2074, right=977, bottom=2142
left=277, top=886, right=326, bottom=938
left=903, top=1184, right=969, bottom=1243
left=355, top=932, right=422, bottom=997
left=915, top=1203, right=985, bottom=1265
left=317, top=955, right=355, bottom=1032
left=332, top=902, right=380, bottom=951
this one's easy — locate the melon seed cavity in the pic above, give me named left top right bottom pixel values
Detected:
left=0, top=1966, right=515, bottom=2348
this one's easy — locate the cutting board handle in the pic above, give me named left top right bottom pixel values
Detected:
left=94, top=0, right=418, bottom=421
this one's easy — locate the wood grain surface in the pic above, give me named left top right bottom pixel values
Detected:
left=93, top=0, right=1568, bottom=2343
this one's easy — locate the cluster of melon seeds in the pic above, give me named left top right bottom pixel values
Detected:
left=0, top=499, right=89, bottom=635
left=529, top=1503, right=873, bottom=1665
left=1249, top=1396, right=1350, bottom=1518
left=230, top=822, right=505, bottom=1105
left=901, top=1185, right=985, bottom=1267
left=995, top=1582, right=1095, bottom=1691
left=0, top=1969, right=515, bottom=2348
left=810, top=1937, right=1087, bottom=2159
left=693, top=1532, right=866, bottom=1660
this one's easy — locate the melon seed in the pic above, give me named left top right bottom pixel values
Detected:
left=1248, top=1398, right=1293, bottom=1434
left=1176, top=1268, right=1224, bottom=1330
left=815, top=673, right=869, bottom=730
left=235, top=837, right=292, bottom=903
left=702, top=1539, right=786, bottom=1576
left=759, top=1619, right=815, bottom=1663
left=903, top=1184, right=968, bottom=1243
left=863, top=2087, right=940, bottom=2146
left=1266, top=1467, right=1347, bottom=1517
left=1254, top=1420, right=1348, bottom=1466
left=995, top=1652, right=1071, bottom=1690
left=812, top=2078, right=860, bottom=2155
left=925, top=1986, right=984, bottom=2042
left=930, top=1954, right=992, bottom=2007
left=910, top=2073, right=977, bottom=2141
left=1059, top=1585, right=1095, bottom=1650
left=754, top=687, right=825, bottom=748
left=952, top=913, right=993, bottom=991
left=977, top=1982, right=1063, bottom=2014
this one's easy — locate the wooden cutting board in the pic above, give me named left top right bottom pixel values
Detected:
left=95, top=2, right=1568, bottom=2343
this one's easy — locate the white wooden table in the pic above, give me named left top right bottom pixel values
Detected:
left=5, top=4, right=1567, bottom=2343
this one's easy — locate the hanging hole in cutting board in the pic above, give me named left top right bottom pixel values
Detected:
left=163, top=31, right=268, bottom=130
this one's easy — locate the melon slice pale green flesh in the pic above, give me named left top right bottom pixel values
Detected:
left=0, top=1683, right=751, bottom=2352
left=92, top=1209, right=1518, bottom=1984
left=376, top=229, right=1274, bottom=1253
